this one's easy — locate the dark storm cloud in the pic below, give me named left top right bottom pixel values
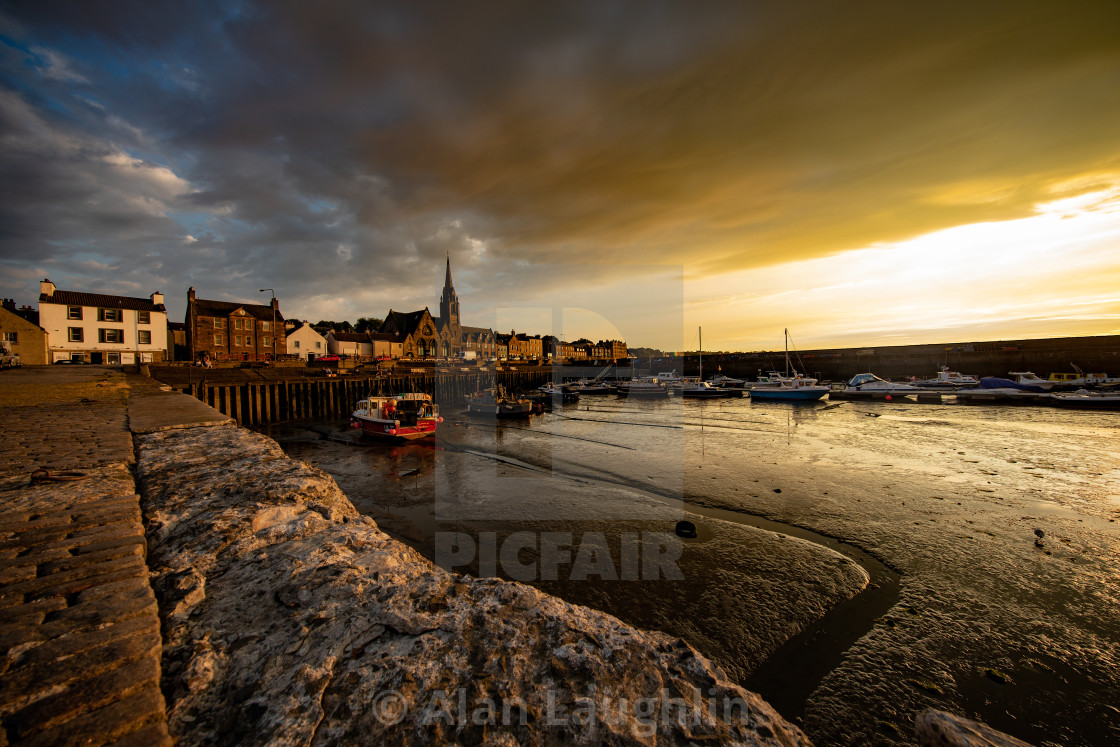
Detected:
left=2, top=0, right=1119, bottom=325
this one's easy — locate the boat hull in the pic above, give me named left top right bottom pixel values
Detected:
left=352, top=415, right=438, bottom=440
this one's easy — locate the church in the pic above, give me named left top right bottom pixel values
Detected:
left=378, top=257, right=496, bottom=360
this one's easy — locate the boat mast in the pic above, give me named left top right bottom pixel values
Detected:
left=784, top=328, right=789, bottom=377
left=699, top=326, right=702, bottom=381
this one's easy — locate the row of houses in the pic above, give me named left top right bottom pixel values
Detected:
left=0, top=264, right=628, bottom=366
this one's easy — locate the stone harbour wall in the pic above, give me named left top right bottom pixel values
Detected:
left=135, top=422, right=811, bottom=746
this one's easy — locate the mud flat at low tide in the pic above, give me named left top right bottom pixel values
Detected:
left=270, top=394, right=1119, bottom=746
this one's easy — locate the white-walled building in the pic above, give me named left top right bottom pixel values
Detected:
left=286, top=321, right=328, bottom=360
left=326, top=331, right=372, bottom=358
left=38, top=279, right=168, bottom=364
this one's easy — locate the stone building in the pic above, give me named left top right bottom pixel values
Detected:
left=38, top=279, right=168, bottom=364
left=0, top=299, right=48, bottom=365
left=378, top=256, right=469, bottom=360
left=186, top=288, right=286, bottom=363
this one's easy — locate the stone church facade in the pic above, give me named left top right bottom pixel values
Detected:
left=379, top=257, right=476, bottom=359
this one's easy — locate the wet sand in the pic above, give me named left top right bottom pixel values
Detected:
left=266, top=395, right=1120, bottom=746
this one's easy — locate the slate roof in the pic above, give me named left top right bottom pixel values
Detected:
left=41, top=290, right=166, bottom=312
left=379, top=310, right=428, bottom=337
left=193, top=298, right=285, bottom=323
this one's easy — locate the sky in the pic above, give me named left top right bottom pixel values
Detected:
left=2, top=1, right=1120, bottom=352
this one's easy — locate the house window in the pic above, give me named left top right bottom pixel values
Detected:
left=234, top=318, right=243, bottom=330
left=261, top=321, right=270, bottom=332
left=214, top=333, right=224, bottom=345
left=138, top=311, right=150, bottom=324
left=106, top=352, right=121, bottom=364
left=245, top=336, right=253, bottom=347
left=2, top=332, right=15, bottom=343
left=67, top=306, right=83, bottom=320
left=138, top=330, right=152, bottom=345
left=68, top=328, right=83, bottom=343
left=294, top=340, right=300, bottom=349
left=315, top=341, right=322, bottom=350
left=263, top=336, right=271, bottom=348
left=98, top=329, right=124, bottom=343
left=213, top=318, right=225, bottom=329
left=97, top=308, right=122, bottom=322
left=235, top=335, right=242, bottom=347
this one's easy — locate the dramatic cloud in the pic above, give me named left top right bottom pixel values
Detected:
left=2, top=1, right=1119, bottom=347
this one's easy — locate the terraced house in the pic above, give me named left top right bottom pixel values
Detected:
left=38, top=279, right=168, bottom=364
left=185, top=287, right=285, bottom=363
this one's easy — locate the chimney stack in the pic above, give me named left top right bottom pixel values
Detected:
left=40, top=279, right=55, bottom=298
left=151, top=291, right=164, bottom=306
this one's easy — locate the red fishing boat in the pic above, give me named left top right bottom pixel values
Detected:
left=351, top=392, right=441, bottom=440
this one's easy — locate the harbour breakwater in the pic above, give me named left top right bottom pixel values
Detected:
left=671, top=334, right=1120, bottom=382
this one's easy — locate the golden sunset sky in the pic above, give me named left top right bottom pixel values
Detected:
left=2, top=1, right=1119, bottom=350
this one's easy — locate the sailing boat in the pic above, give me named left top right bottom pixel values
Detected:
left=682, top=327, right=732, bottom=398
left=748, top=329, right=830, bottom=402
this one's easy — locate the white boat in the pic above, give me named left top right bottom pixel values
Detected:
left=844, top=373, right=924, bottom=393
left=1007, top=371, right=1057, bottom=392
left=655, top=371, right=684, bottom=385
left=912, top=367, right=980, bottom=388
left=748, top=330, right=830, bottom=402
left=351, top=392, right=441, bottom=440
left=618, top=377, right=670, bottom=398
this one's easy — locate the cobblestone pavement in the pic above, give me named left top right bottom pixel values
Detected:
left=0, top=366, right=172, bottom=746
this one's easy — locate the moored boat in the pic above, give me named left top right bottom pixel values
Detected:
left=351, top=392, right=441, bottom=440
left=844, top=373, right=925, bottom=394
left=1045, top=389, right=1120, bottom=410
left=912, top=367, right=980, bottom=388
left=617, top=377, right=670, bottom=398
left=466, top=386, right=535, bottom=418
left=748, top=329, right=830, bottom=402
left=1007, top=371, right=1057, bottom=392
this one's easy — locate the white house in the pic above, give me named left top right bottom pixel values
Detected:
left=38, top=279, right=168, bottom=364
left=286, top=321, right=328, bottom=360
left=326, top=331, right=372, bottom=358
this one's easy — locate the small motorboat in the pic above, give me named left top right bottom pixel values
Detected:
left=1007, top=371, right=1057, bottom=392
left=844, top=373, right=925, bottom=394
left=912, top=367, right=980, bottom=389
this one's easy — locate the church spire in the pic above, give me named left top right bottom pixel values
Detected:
left=440, top=253, right=460, bottom=331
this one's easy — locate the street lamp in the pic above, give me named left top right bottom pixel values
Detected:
left=260, top=289, right=276, bottom=362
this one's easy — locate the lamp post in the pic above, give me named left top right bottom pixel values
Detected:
left=260, top=289, right=275, bottom=362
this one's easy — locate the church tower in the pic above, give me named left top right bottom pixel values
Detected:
left=440, top=254, right=460, bottom=333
